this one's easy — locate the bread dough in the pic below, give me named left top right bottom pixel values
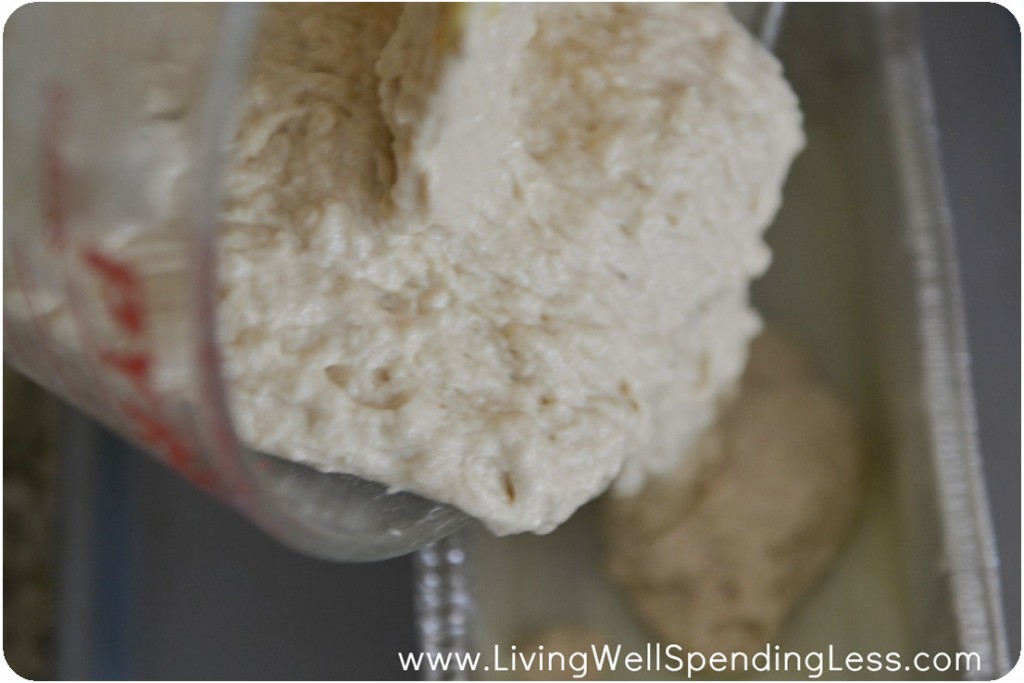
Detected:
left=604, top=330, right=863, bottom=654
left=217, top=3, right=803, bottom=535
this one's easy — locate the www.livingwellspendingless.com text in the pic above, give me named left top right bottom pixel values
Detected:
left=399, top=642, right=983, bottom=679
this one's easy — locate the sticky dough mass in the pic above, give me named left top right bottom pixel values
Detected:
left=217, top=3, right=804, bottom=534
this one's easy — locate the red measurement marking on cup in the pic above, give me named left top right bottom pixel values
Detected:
left=96, top=350, right=153, bottom=400
left=118, top=402, right=216, bottom=490
left=81, top=248, right=145, bottom=335
left=35, top=81, right=215, bottom=492
left=82, top=246, right=216, bottom=491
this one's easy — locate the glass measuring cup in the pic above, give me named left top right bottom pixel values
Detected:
left=4, top=3, right=467, bottom=561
